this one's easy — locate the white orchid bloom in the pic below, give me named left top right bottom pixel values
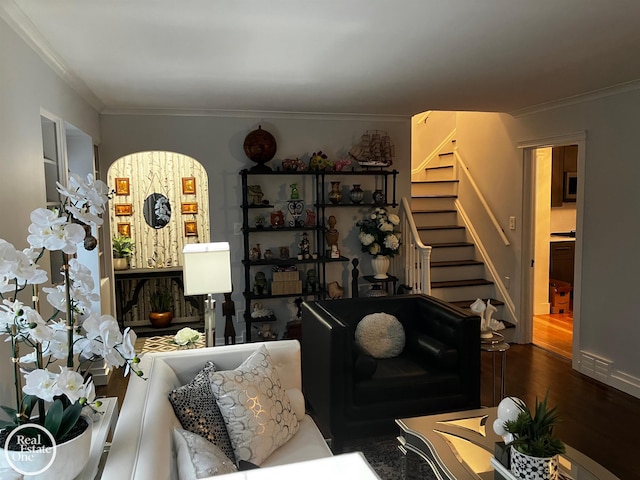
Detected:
left=120, top=327, right=138, bottom=358
left=42, top=285, right=67, bottom=312
left=58, top=174, right=110, bottom=219
left=27, top=310, right=53, bottom=343
left=56, top=367, right=87, bottom=403
left=27, top=209, right=85, bottom=254
left=99, top=315, right=123, bottom=348
left=0, top=241, right=47, bottom=290
left=23, top=369, right=60, bottom=402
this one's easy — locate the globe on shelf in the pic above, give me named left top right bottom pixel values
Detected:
left=244, top=125, right=277, bottom=172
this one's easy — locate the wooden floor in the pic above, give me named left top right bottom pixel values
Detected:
left=533, top=312, right=573, bottom=359
left=100, top=342, right=639, bottom=480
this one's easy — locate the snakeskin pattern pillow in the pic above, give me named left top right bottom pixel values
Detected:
left=209, top=345, right=300, bottom=465
left=168, top=361, right=236, bottom=464
left=173, top=428, right=237, bottom=479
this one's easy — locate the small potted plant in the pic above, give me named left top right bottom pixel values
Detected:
left=149, top=289, right=174, bottom=328
left=503, top=393, right=566, bottom=480
left=112, top=234, right=134, bottom=270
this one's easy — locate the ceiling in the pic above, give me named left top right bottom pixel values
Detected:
left=4, top=0, right=640, bottom=116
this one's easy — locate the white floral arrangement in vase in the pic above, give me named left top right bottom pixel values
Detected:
left=171, top=327, right=201, bottom=348
left=357, top=207, right=401, bottom=257
left=0, top=173, right=144, bottom=457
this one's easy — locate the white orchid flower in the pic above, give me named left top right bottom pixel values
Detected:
left=27, top=310, right=53, bottom=343
left=23, top=369, right=60, bottom=402
left=42, top=285, right=67, bottom=312
left=27, top=208, right=85, bottom=254
left=56, top=367, right=88, bottom=403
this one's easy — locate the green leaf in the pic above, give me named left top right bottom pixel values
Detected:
left=44, top=399, right=64, bottom=437
left=1, top=405, right=17, bottom=420
left=56, top=401, right=83, bottom=441
left=0, top=419, right=17, bottom=429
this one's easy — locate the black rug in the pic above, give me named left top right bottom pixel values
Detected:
left=342, top=435, right=438, bottom=480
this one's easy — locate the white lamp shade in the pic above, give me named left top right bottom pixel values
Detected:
left=182, top=242, right=232, bottom=295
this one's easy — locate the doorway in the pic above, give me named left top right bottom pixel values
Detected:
left=519, top=133, right=585, bottom=369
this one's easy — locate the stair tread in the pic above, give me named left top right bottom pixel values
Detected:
left=411, top=209, right=457, bottom=214
left=412, top=180, right=459, bottom=184
left=425, top=165, right=453, bottom=171
left=412, top=194, right=457, bottom=199
left=430, top=241, right=475, bottom=248
left=432, top=279, right=494, bottom=288
left=431, top=259, right=484, bottom=268
left=417, top=224, right=465, bottom=231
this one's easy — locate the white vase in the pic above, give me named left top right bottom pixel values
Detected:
left=371, top=255, right=390, bottom=279
left=510, top=447, right=559, bottom=480
left=0, top=418, right=92, bottom=479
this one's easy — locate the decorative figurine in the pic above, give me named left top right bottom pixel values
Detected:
left=249, top=244, right=261, bottom=260
left=279, top=246, right=290, bottom=259
left=270, top=209, right=285, bottom=227
left=248, top=185, right=264, bottom=205
left=325, top=215, right=339, bottom=253
left=290, top=183, right=300, bottom=200
left=222, top=292, right=236, bottom=345
left=306, top=269, right=319, bottom=293
left=253, top=271, right=267, bottom=295
left=255, top=323, right=278, bottom=341
left=327, top=281, right=345, bottom=299
left=299, top=232, right=310, bottom=259
left=305, top=209, right=316, bottom=227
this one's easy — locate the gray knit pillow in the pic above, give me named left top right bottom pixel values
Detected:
left=168, top=362, right=236, bottom=464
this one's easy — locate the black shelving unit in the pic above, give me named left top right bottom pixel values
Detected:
left=240, top=168, right=397, bottom=341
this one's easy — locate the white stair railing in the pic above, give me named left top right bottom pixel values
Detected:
left=399, top=197, right=432, bottom=294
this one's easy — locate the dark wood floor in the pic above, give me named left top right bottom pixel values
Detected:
left=100, top=343, right=639, bottom=479
left=482, top=344, right=639, bottom=480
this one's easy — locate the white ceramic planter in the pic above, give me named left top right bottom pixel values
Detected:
left=371, top=255, right=390, bottom=279
left=510, top=447, right=559, bottom=480
left=1, top=419, right=92, bottom=480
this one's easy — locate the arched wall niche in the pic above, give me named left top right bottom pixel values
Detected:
left=107, top=151, right=210, bottom=269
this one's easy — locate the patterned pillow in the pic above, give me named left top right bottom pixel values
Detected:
left=173, top=428, right=237, bottom=479
left=168, top=362, right=236, bottom=463
left=209, top=345, right=300, bottom=465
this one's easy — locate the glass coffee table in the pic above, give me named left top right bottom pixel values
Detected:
left=397, top=408, right=619, bottom=480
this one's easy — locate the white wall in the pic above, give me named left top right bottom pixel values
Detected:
left=0, top=17, right=101, bottom=408
left=453, top=90, right=640, bottom=397
left=99, top=114, right=411, bottom=340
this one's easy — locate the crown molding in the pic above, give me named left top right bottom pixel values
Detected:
left=100, top=107, right=411, bottom=123
left=0, top=0, right=105, bottom=112
left=510, top=79, right=640, bottom=118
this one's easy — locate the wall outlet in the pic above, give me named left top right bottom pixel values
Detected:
left=509, top=216, right=516, bottom=230
left=504, top=276, right=510, bottom=288
left=233, top=223, right=242, bottom=235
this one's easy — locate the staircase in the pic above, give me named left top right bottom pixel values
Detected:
left=411, top=151, right=506, bottom=318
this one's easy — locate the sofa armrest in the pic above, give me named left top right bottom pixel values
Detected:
left=301, top=302, right=353, bottom=440
left=406, top=332, right=458, bottom=371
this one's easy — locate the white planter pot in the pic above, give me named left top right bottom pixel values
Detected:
left=1, top=418, right=92, bottom=480
left=510, top=447, right=559, bottom=480
left=371, top=255, right=390, bottom=279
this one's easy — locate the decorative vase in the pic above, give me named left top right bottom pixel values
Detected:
left=113, top=257, right=129, bottom=270
left=149, top=311, right=173, bottom=328
left=328, top=181, right=342, bottom=205
left=0, top=417, right=92, bottom=479
left=510, top=448, right=559, bottom=480
left=371, top=255, right=390, bottom=279
left=349, top=184, right=364, bottom=204
left=373, top=189, right=385, bottom=205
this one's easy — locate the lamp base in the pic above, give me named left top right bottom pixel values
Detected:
left=205, top=295, right=216, bottom=347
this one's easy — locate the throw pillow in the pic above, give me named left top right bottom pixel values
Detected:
left=168, top=362, right=236, bottom=463
left=173, top=428, right=237, bottom=480
left=209, top=345, right=300, bottom=465
left=355, top=312, right=405, bottom=359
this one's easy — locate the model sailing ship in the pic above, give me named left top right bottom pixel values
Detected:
left=349, top=130, right=395, bottom=168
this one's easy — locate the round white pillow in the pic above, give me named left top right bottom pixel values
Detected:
left=355, top=313, right=405, bottom=359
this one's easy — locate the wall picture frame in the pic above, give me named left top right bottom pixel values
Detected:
left=184, top=220, right=198, bottom=236
left=115, top=177, right=130, bottom=195
left=115, top=203, right=133, bottom=216
left=181, top=202, right=198, bottom=214
left=117, top=222, right=131, bottom=237
left=182, top=177, right=196, bottom=195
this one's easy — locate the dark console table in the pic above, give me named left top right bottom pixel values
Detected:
left=114, top=267, right=203, bottom=333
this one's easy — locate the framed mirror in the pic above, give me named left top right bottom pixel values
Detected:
left=143, top=192, right=171, bottom=229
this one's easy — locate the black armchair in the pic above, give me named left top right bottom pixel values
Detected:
left=301, top=294, right=480, bottom=451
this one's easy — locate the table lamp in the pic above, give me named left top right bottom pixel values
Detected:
left=182, top=242, right=232, bottom=347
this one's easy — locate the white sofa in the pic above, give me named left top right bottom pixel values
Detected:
left=101, top=340, right=333, bottom=480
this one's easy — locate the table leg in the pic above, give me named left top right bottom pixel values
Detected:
left=492, top=351, right=497, bottom=406
left=500, top=350, right=507, bottom=400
